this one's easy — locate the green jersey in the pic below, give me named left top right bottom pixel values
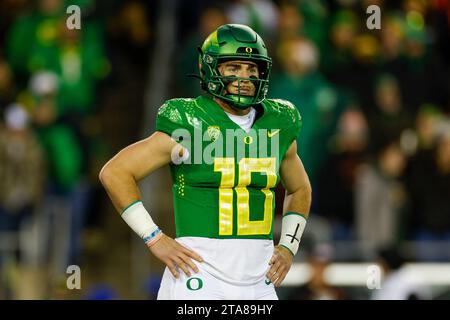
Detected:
left=156, top=95, right=301, bottom=240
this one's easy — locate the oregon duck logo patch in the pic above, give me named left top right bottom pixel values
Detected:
left=207, top=125, right=221, bottom=141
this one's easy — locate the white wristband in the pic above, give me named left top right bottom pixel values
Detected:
left=278, top=212, right=307, bottom=256
left=121, top=200, right=161, bottom=244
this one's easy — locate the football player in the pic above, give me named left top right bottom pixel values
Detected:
left=100, top=24, right=312, bottom=299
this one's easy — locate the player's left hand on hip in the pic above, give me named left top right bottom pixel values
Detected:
left=266, top=245, right=293, bottom=287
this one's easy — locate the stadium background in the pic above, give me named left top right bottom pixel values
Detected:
left=0, top=0, right=449, bottom=299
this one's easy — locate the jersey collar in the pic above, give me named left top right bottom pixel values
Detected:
left=198, top=94, right=267, bottom=130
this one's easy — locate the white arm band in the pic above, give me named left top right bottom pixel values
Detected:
left=121, top=200, right=161, bottom=245
left=278, top=212, right=307, bottom=256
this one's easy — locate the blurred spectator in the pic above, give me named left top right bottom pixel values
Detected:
left=0, top=103, right=45, bottom=260
left=0, top=0, right=33, bottom=45
left=402, top=0, right=428, bottom=14
left=355, top=137, right=407, bottom=251
left=0, top=57, right=15, bottom=110
left=29, top=71, right=85, bottom=271
left=7, top=0, right=109, bottom=117
left=348, top=33, right=381, bottom=115
left=324, top=11, right=381, bottom=116
left=29, top=71, right=82, bottom=192
left=108, top=1, right=152, bottom=67
left=414, top=104, right=444, bottom=151
left=369, top=74, right=413, bottom=149
left=270, top=36, right=339, bottom=186
left=372, top=246, right=431, bottom=300
left=429, top=0, right=450, bottom=79
left=103, top=0, right=154, bottom=154
left=276, top=2, right=303, bottom=41
left=288, top=244, right=347, bottom=300
left=321, top=10, right=358, bottom=74
left=6, top=0, right=65, bottom=85
left=406, top=119, right=450, bottom=261
left=400, top=26, right=433, bottom=113
left=226, top=0, right=279, bottom=39
left=175, top=5, right=228, bottom=97
left=295, top=0, right=329, bottom=52
left=351, top=33, right=380, bottom=65
left=19, top=18, right=109, bottom=117
left=380, top=12, right=406, bottom=63
left=390, top=9, right=449, bottom=114
left=53, top=23, right=108, bottom=116
left=317, top=108, right=368, bottom=241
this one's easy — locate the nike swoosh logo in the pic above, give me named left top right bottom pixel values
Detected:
left=268, top=129, right=280, bottom=138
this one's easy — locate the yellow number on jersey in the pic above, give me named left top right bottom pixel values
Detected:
left=214, top=157, right=277, bottom=236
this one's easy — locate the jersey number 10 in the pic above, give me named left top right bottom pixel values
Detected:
left=214, top=157, right=277, bottom=236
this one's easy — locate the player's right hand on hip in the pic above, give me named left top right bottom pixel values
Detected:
left=148, top=234, right=203, bottom=279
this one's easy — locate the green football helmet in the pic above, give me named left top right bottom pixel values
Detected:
left=198, top=24, right=272, bottom=110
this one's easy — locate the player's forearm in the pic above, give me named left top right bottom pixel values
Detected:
left=99, top=162, right=142, bottom=213
left=99, top=161, right=165, bottom=247
left=283, top=183, right=312, bottom=218
left=279, top=141, right=311, bottom=217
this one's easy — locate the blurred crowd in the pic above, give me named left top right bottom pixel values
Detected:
left=0, top=0, right=158, bottom=299
left=0, top=0, right=449, bottom=299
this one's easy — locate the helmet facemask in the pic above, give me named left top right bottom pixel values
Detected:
left=201, top=54, right=271, bottom=110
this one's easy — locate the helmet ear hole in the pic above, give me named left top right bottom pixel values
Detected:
left=255, top=61, right=270, bottom=79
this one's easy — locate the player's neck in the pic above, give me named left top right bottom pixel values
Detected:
left=213, top=97, right=251, bottom=116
